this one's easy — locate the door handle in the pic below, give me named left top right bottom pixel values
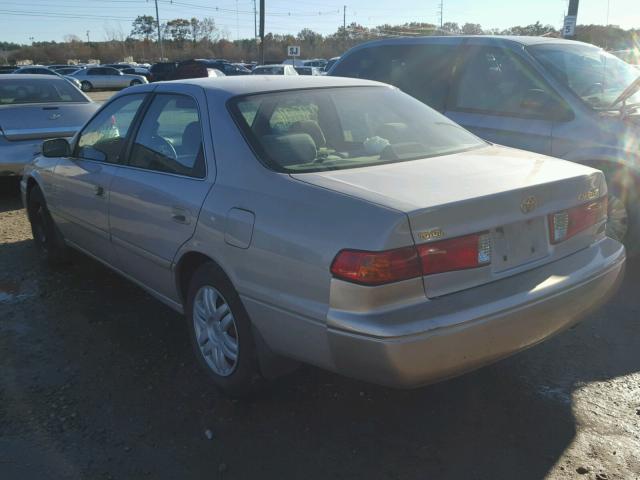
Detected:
left=95, top=185, right=105, bottom=197
left=171, top=206, right=191, bottom=225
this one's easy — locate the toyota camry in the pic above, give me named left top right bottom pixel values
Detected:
left=21, top=77, right=625, bottom=394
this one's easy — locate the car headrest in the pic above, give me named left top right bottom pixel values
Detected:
left=182, top=121, right=201, bottom=148
left=261, top=133, right=317, bottom=167
left=289, top=120, right=326, bottom=147
left=375, top=122, right=409, bottom=144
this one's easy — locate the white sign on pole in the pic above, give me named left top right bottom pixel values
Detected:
left=287, top=46, right=301, bottom=57
left=563, top=15, right=577, bottom=37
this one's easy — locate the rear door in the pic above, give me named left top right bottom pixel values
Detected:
left=445, top=43, right=560, bottom=155
left=51, top=93, right=147, bottom=264
left=86, top=68, right=106, bottom=88
left=108, top=84, right=214, bottom=299
left=102, top=67, right=124, bottom=88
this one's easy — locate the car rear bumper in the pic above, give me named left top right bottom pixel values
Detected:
left=325, top=237, right=625, bottom=387
left=0, top=137, right=42, bottom=176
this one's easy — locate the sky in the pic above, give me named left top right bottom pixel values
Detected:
left=1, top=0, right=639, bottom=45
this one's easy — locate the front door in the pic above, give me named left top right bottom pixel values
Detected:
left=51, top=93, right=147, bottom=263
left=109, top=86, right=213, bottom=299
left=445, top=44, right=557, bottom=155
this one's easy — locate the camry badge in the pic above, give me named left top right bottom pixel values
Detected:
left=419, top=228, right=444, bottom=241
left=578, top=188, right=600, bottom=202
left=49, top=113, right=62, bottom=120
left=520, top=196, right=538, bottom=214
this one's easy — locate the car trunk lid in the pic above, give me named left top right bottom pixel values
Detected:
left=293, top=145, right=607, bottom=297
left=0, top=102, right=97, bottom=141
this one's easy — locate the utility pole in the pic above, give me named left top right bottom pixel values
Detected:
left=86, top=30, right=90, bottom=44
left=253, top=0, right=257, bottom=38
left=562, top=0, right=579, bottom=39
left=154, top=0, right=164, bottom=60
left=437, top=0, right=443, bottom=30
left=259, top=0, right=265, bottom=64
left=343, top=5, right=346, bottom=31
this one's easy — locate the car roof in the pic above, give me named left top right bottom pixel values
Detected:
left=0, top=73, right=69, bottom=82
left=350, top=34, right=590, bottom=49
left=161, top=75, right=387, bottom=98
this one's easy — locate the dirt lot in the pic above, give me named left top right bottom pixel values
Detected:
left=87, top=90, right=117, bottom=104
left=1, top=177, right=639, bottom=480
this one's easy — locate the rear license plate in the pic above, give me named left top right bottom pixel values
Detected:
left=492, top=218, right=549, bottom=273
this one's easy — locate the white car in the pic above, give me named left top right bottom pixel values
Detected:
left=252, top=65, right=298, bottom=76
left=72, top=66, right=148, bottom=91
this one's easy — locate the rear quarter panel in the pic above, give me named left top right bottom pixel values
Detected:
left=176, top=90, right=413, bottom=325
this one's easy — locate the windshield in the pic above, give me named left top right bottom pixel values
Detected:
left=529, top=43, right=640, bottom=109
left=229, top=86, right=485, bottom=173
left=0, top=78, right=88, bottom=105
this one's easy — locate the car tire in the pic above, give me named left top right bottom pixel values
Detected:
left=130, top=80, right=142, bottom=86
left=27, top=186, right=69, bottom=265
left=80, top=81, right=92, bottom=92
left=185, top=263, right=262, bottom=396
left=606, top=172, right=640, bottom=256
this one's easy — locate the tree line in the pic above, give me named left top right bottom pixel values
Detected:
left=1, top=17, right=638, bottom=65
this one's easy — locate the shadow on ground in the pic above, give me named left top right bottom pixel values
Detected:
left=1, top=190, right=638, bottom=480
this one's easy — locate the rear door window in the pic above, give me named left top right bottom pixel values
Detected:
left=331, top=44, right=459, bottom=111
left=452, top=46, right=557, bottom=118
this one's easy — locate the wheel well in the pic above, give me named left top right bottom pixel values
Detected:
left=25, top=177, right=39, bottom=207
left=581, top=160, right=639, bottom=198
left=175, top=252, right=229, bottom=305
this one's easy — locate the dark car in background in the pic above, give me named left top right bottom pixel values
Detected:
left=0, top=66, right=17, bottom=74
left=173, top=59, right=249, bottom=80
left=330, top=35, right=640, bottom=250
left=121, top=67, right=153, bottom=82
left=149, top=62, right=178, bottom=82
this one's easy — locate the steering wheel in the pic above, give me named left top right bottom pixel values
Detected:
left=580, top=82, right=604, bottom=97
left=150, top=135, right=177, bottom=160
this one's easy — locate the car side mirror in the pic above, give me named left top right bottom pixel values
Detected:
left=42, top=138, right=71, bottom=158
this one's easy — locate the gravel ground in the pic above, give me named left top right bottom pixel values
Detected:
left=87, top=90, right=117, bottom=104
left=1, top=177, right=639, bottom=480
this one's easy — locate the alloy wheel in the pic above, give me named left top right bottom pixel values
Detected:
left=193, top=286, right=239, bottom=377
left=606, top=193, right=629, bottom=242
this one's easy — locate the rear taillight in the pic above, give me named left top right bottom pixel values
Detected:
left=417, top=232, right=491, bottom=275
left=330, top=247, right=421, bottom=286
left=548, top=197, right=607, bottom=244
left=331, top=232, right=491, bottom=286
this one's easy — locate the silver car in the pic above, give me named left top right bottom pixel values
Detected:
left=330, top=36, right=640, bottom=249
left=0, top=74, right=99, bottom=176
left=72, top=66, right=148, bottom=92
left=12, top=66, right=83, bottom=90
left=21, top=77, right=625, bottom=395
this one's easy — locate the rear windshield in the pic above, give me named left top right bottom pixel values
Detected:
left=229, top=86, right=485, bottom=173
left=0, top=78, right=87, bottom=105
